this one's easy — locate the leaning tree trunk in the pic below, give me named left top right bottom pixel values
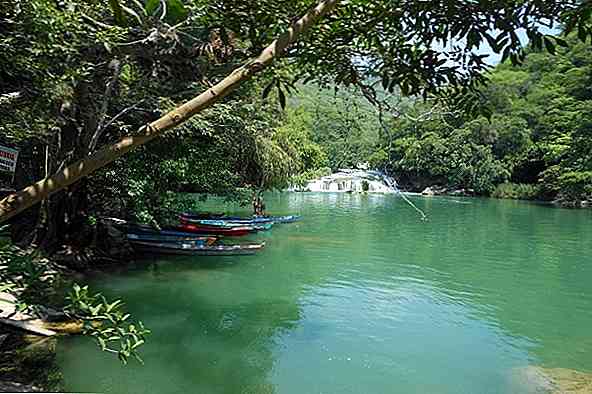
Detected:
left=0, top=0, right=339, bottom=223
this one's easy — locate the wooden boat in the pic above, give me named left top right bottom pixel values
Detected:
left=126, top=233, right=217, bottom=245
left=223, top=215, right=301, bottom=224
left=130, top=240, right=265, bottom=255
left=176, top=223, right=252, bottom=236
left=179, top=218, right=273, bottom=231
left=180, top=212, right=301, bottom=224
left=179, top=214, right=300, bottom=225
left=178, top=211, right=225, bottom=219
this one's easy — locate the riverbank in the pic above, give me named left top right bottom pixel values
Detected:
left=0, top=230, right=144, bottom=392
left=416, top=184, right=592, bottom=208
left=0, top=326, right=62, bottom=392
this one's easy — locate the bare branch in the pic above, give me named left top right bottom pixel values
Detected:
left=0, top=91, right=23, bottom=106
left=89, top=59, right=122, bottom=154
left=81, top=14, right=114, bottom=30
left=99, top=100, right=147, bottom=135
left=159, top=0, right=167, bottom=21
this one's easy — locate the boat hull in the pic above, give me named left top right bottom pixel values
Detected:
left=180, top=214, right=300, bottom=225
left=126, top=233, right=217, bottom=245
left=176, top=224, right=252, bottom=236
left=130, top=241, right=265, bottom=256
left=180, top=218, right=273, bottom=231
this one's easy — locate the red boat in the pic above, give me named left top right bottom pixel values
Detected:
left=176, top=223, right=252, bottom=236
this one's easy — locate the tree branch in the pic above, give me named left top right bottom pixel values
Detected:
left=89, top=59, right=122, bottom=154
left=0, top=0, right=341, bottom=223
left=99, top=100, right=147, bottom=137
left=0, top=91, right=23, bottom=106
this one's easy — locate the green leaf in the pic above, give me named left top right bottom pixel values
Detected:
left=278, top=87, right=286, bottom=110
left=578, top=24, right=588, bottom=42
left=543, top=37, right=556, bottom=55
left=555, top=37, right=569, bottom=48
left=262, top=81, right=274, bottom=99
left=146, top=0, right=187, bottom=24
left=501, top=46, right=511, bottom=64
left=108, top=0, right=127, bottom=26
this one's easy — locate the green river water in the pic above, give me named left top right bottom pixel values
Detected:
left=58, top=193, right=592, bottom=393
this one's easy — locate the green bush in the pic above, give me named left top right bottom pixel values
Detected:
left=491, top=182, right=541, bottom=200
left=290, top=167, right=332, bottom=189
left=0, top=244, right=149, bottom=364
left=557, top=171, right=592, bottom=201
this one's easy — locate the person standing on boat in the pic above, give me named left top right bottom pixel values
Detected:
left=252, top=192, right=266, bottom=216
left=259, top=197, right=266, bottom=216
left=252, top=192, right=259, bottom=216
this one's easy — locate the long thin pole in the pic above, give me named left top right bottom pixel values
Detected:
left=0, top=0, right=339, bottom=223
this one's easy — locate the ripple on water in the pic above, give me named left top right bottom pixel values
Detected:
left=58, top=193, right=592, bottom=394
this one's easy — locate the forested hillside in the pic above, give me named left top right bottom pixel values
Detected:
left=287, top=35, right=592, bottom=206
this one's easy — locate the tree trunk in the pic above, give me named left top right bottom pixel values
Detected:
left=0, top=0, right=339, bottom=223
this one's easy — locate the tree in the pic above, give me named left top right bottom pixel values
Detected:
left=286, top=85, right=380, bottom=171
left=373, top=32, right=592, bottom=202
left=2, top=0, right=592, bottom=224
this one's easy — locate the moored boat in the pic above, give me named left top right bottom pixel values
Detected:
left=179, top=214, right=300, bottom=225
left=130, top=240, right=265, bottom=255
left=176, top=223, right=252, bottom=236
left=126, top=233, right=217, bottom=245
left=180, top=218, right=273, bottom=231
left=225, top=215, right=300, bottom=224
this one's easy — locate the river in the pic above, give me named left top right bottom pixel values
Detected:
left=57, top=193, right=592, bottom=393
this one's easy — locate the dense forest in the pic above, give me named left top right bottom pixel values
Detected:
left=1, top=0, right=591, bottom=390
left=283, top=35, right=592, bottom=206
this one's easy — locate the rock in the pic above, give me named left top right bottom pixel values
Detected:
left=422, top=186, right=449, bottom=196
left=42, top=320, right=84, bottom=335
left=510, top=366, right=556, bottom=393
left=511, top=366, right=592, bottom=394
left=422, top=187, right=435, bottom=196
left=0, top=293, right=57, bottom=337
left=0, top=381, right=41, bottom=392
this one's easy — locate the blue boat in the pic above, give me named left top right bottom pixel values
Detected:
left=130, top=240, right=266, bottom=256
left=126, top=233, right=217, bottom=246
left=180, top=213, right=301, bottom=225
left=225, top=215, right=301, bottom=224
left=190, top=220, right=273, bottom=231
left=123, top=223, right=224, bottom=238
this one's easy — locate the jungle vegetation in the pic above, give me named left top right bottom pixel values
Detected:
left=285, top=35, right=592, bottom=205
left=0, top=0, right=591, bottom=377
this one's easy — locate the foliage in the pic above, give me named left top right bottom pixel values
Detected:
left=283, top=85, right=381, bottom=171
left=0, top=244, right=148, bottom=364
left=65, top=284, right=150, bottom=364
left=290, top=167, right=332, bottom=189
left=361, top=180, right=369, bottom=192
left=90, top=80, right=309, bottom=223
left=491, top=183, right=540, bottom=201
left=2, top=0, right=591, bottom=229
left=552, top=171, right=592, bottom=203
left=0, top=245, right=57, bottom=309
left=371, top=34, right=592, bottom=203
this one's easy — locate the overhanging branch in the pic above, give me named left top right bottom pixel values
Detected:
left=0, top=0, right=340, bottom=223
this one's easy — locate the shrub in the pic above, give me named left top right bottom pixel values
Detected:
left=491, top=182, right=541, bottom=200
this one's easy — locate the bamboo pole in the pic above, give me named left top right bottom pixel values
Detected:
left=0, top=0, right=339, bottom=223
